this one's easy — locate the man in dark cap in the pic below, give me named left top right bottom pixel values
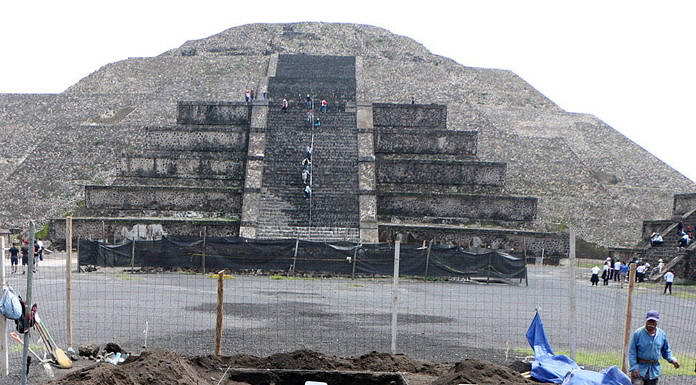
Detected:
left=628, top=310, right=680, bottom=384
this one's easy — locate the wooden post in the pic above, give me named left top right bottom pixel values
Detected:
left=214, top=270, right=225, bottom=356
left=424, top=239, right=433, bottom=278
left=66, top=217, right=73, bottom=348
left=390, top=235, right=401, bottom=354
left=202, top=226, right=207, bottom=274
left=101, top=220, right=106, bottom=243
left=621, top=263, right=637, bottom=373
left=568, top=229, right=577, bottom=361
left=0, top=234, right=8, bottom=375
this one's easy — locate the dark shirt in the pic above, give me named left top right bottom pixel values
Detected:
left=9, top=247, right=19, bottom=258
left=21, top=247, right=29, bottom=257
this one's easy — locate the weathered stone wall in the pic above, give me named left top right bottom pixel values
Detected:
left=120, top=152, right=246, bottom=180
left=85, top=185, right=242, bottom=213
left=176, top=101, right=252, bottom=126
left=49, top=217, right=239, bottom=245
left=378, top=224, right=569, bottom=257
left=376, top=159, right=505, bottom=188
left=146, top=126, right=248, bottom=151
left=374, top=129, right=477, bottom=157
left=372, top=103, right=447, bottom=128
left=377, top=192, right=537, bottom=223
left=673, top=193, right=696, bottom=216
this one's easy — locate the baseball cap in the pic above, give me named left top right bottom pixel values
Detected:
left=646, top=310, right=660, bottom=322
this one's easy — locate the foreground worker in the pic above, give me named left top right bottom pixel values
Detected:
left=628, top=310, right=680, bottom=384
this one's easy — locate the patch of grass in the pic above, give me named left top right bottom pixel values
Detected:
left=206, top=273, right=235, bottom=280
left=10, top=343, right=45, bottom=353
left=35, top=223, right=49, bottom=240
left=514, top=348, right=696, bottom=376
left=577, top=262, right=599, bottom=269
left=348, top=284, right=364, bottom=288
left=269, top=275, right=316, bottom=281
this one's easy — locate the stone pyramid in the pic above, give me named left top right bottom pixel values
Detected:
left=0, top=22, right=693, bottom=248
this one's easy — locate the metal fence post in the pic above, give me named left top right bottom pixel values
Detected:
left=202, top=226, right=207, bottom=274
left=66, top=217, right=73, bottom=348
left=424, top=239, right=433, bottom=278
left=21, top=221, right=36, bottom=385
left=568, top=229, right=577, bottom=361
left=0, top=234, right=7, bottom=375
left=391, top=235, right=401, bottom=354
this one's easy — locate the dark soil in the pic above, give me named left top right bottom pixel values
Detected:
left=47, top=349, right=528, bottom=385
left=431, top=359, right=534, bottom=385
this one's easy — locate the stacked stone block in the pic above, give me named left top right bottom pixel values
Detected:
left=50, top=101, right=252, bottom=242
left=372, top=103, right=538, bottom=227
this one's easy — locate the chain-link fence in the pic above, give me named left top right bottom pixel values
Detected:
left=2, top=230, right=696, bottom=384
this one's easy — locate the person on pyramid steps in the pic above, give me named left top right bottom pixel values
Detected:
left=20, top=243, right=29, bottom=275
left=650, top=232, right=663, bottom=247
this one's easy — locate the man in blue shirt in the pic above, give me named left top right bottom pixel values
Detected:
left=628, top=310, right=680, bottom=384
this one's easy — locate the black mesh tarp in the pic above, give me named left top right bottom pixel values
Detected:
left=78, top=238, right=526, bottom=282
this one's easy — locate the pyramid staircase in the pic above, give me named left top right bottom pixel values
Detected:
left=640, top=193, right=696, bottom=281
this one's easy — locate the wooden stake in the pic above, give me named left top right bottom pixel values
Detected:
left=66, top=217, right=73, bottom=348
left=215, top=270, right=225, bottom=356
left=621, top=263, right=637, bottom=373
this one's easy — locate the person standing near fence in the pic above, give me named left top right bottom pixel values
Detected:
left=628, top=310, right=680, bottom=385
left=602, top=261, right=610, bottom=285
left=619, top=261, right=629, bottom=287
left=663, top=271, right=675, bottom=295
left=9, top=242, right=19, bottom=274
left=590, top=265, right=600, bottom=286
left=20, top=242, right=29, bottom=274
left=613, top=259, right=621, bottom=281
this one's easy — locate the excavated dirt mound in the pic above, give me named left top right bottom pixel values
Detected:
left=194, top=349, right=450, bottom=376
left=431, top=359, right=533, bottom=385
left=47, top=349, right=527, bottom=385
left=48, top=350, right=209, bottom=385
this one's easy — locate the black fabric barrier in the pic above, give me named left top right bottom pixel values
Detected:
left=78, top=237, right=527, bottom=282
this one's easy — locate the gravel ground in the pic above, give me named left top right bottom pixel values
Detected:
left=2, top=256, right=695, bottom=384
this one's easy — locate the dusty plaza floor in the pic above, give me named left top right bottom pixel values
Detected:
left=2, top=256, right=696, bottom=384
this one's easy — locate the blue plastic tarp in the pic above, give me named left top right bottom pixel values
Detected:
left=526, top=312, right=631, bottom=385
left=562, top=367, right=631, bottom=385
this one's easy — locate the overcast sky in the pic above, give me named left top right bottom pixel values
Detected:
left=2, top=1, right=695, bottom=183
